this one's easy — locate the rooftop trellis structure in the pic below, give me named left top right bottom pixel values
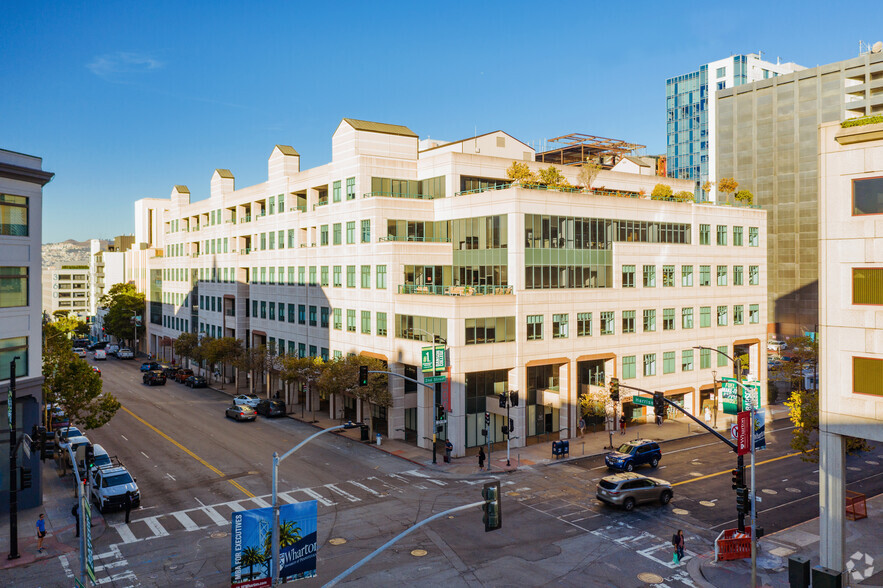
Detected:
left=536, top=133, right=646, bottom=168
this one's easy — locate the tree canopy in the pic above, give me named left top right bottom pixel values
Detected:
left=717, top=177, right=739, bottom=201
left=99, top=282, right=145, bottom=344
left=577, top=160, right=602, bottom=189
left=536, top=166, right=571, bottom=188
left=651, top=184, right=673, bottom=199
left=318, top=355, right=390, bottom=407
left=735, top=189, right=754, bottom=205
left=506, top=161, right=536, bottom=184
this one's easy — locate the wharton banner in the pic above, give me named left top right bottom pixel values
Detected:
left=231, top=501, right=318, bottom=587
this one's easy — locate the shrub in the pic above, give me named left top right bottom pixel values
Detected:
left=651, top=184, right=673, bottom=199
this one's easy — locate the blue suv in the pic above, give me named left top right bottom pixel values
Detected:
left=605, top=439, right=662, bottom=472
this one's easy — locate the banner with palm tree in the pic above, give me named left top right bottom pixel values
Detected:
left=230, top=501, right=318, bottom=586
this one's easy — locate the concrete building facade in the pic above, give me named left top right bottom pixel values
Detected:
left=1, top=148, right=53, bottom=511
left=42, top=264, right=91, bottom=319
left=125, top=119, right=770, bottom=456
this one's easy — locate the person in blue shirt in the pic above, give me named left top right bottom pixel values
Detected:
left=36, top=513, right=46, bottom=552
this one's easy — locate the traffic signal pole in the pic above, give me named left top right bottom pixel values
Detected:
left=7, top=357, right=20, bottom=561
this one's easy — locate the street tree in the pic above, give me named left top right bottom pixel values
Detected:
left=578, top=385, right=612, bottom=433
left=318, top=355, right=390, bottom=418
left=717, top=177, right=739, bottom=203
left=99, top=282, right=146, bottom=346
left=173, top=333, right=200, bottom=366
left=236, top=344, right=270, bottom=394
left=281, top=355, right=325, bottom=420
left=207, top=337, right=243, bottom=389
left=651, top=183, right=673, bottom=199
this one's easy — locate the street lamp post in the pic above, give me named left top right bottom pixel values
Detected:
left=409, top=327, right=448, bottom=460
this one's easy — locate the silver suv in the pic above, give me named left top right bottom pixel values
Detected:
left=596, top=472, right=673, bottom=511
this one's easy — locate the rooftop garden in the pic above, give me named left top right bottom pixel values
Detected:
left=841, top=114, right=883, bottom=128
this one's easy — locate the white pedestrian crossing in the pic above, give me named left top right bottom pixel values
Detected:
left=173, top=511, right=199, bottom=531
left=202, top=505, right=228, bottom=526
left=143, top=516, right=169, bottom=538
left=325, top=483, right=360, bottom=502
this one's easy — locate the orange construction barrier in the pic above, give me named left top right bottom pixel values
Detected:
left=714, top=526, right=752, bottom=561
left=846, top=491, right=868, bottom=521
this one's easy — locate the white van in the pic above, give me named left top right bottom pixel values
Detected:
left=94, top=349, right=107, bottom=360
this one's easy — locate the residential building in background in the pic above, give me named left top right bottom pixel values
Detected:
left=666, top=53, right=804, bottom=189
left=817, top=119, right=883, bottom=576
left=716, top=48, right=883, bottom=336
left=0, top=147, right=53, bottom=512
left=42, top=264, right=91, bottom=319
left=125, top=119, right=769, bottom=457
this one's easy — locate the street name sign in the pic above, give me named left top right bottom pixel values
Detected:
left=425, top=375, right=447, bottom=384
left=631, top=396, right=653, bottom=407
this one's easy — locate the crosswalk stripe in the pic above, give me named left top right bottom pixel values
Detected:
left=173, top=511, right=199, bottom=532
left=278, top=492, right=299, bottom=504
left=228, top=501, right=246, bottom=512
left=325, top=484, right=360, bottom=502
left=112, top=523, right=137, bottom=544
left=144, top=517, right=169, bottom=538
left=202, top=506, right=228, bottom=526
left=402, top=469, right=430, bottom=478
left=426, top=479, right=446, bottom=486
left=388, top=473, right=410, bottom=483
left=251, top=497, right=271, bottom=508
left=296, top=488, right=335, bottom=507
left=349, top=481, right=381, bottom=496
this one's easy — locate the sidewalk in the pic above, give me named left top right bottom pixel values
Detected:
left=687, top=492, right=883, bottom=587
left=0, top=457, right=107, bottom=571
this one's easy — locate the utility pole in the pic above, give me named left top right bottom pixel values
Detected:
left=7, top=357, right=21, bottom=561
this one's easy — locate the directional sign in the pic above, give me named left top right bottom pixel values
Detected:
left=631, top=395, right=653, bottom=407
left=425, top=375, right=447, bottom=384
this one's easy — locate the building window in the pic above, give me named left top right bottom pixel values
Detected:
left=297, top=266, right=305, bottom=285
left=346, top=221, right=355, bottom=244
left=853, top=357, right=883, bottom=396
left=663, top=308, right=675, bottom=331
left=717, top=265, right=727, bottom=286
left=309, top=306, right=317, bottom=327
left=361, top=310, right=371, bottom=334
left=600, top=311, right=615, bottom=335
left=682, top=265, right=693, bottom=287
left=320, top=225, right=329, bottom=246
left=622, top=310, right=636, bottom=334
left=749, top=304, right=759, bottom=324
left=662, top=265, right=675, bottom=287
left=466, top=317, right=516, bottom=344
left=320, top=306, right=329, bottom=328
left=346, top=266, right=356, bottom=288
left=260, top=301, right=267, bottom=319
left=749, top=265, right=759, bottom=285
left=733, top=266, right=744, bottom=286
left=699, top=265, right=711, bottom=286
left=717, top=345, right=729, bottom=367
left=577, top=312, right=591, bottom=336
left=643, top=309, right=656, bottom=332
left=347, top=309, right=356, bottom=332
left=333, top=308, right=342, bottom=330
left=333, top=180, right=341, bottom=203
left=0, top=267, right=28, bottom=307
left=1, top=194, right=29, bottom=236
left=682, top=307, right=694, bottom=329
left=268, top=302, right=275, bottom=321
left=733, top=226, right=743, bottom=246
left=288, top=229, right=295, bottom=248
left=552, top=313, right=569, bottom=338
left=333, top=223, right=342, bottom=245
left=622, top=355, right=636, bottom=379
left=853, top=177, right=883, bottom=215
left=748, top=227, right=759, bottom=247
left=346, top=177, right=356, bottom=200
left=376, top=265, right=387, bottom=289
left=0, top=337, right=28, bottom=379
left=526, top=315, right=543, bottom=340
left=298, top=304, right=306, bottom=325
left=853, top=268, right=883, bottom=304
left=333, top=266, right=342, bottom=287
left=716, top=66, right=726, bottom=78
left=700, top=306, right=711, bottom=328
left=734, top=305, right=744, bottom=325
left=643, top=265, right=656, bottom=287
left=663, top=351, right=675, bottom=374
left=716, top=225, right=727, bottom=246
left=361, top=265, right=371, bottom=288
left=699, top=224, right=710, bottom=245
left=700, top=348, right=711, bottom=369
left=643, top=354, right=656, bottom=377
left=321, top=266, right=329, bottom=287
left=377, top=312, right=388, bottom=336
left=361, top=219, right=371, bottom=243
left=682, top=349, right=694, bottom=371
left=622, top=265, right=635, bottom=288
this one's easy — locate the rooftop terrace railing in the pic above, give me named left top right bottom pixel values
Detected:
left=397, top=284, right=513, bottom=296
left=362, top=191, right=439, bottom=200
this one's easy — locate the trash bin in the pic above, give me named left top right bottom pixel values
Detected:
left=376, top=433, right=382, bottom=446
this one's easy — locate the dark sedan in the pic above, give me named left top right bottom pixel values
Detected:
left=256, top=399, right=285, bottom=417
left=184, top=375, right=207, bottom=388
left=225, top=404, right=257, bottom=421
left=143, top=370, right=166, bottom=386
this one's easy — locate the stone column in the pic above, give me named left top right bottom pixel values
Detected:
left=389, top=362, right=406, bottom=440
left=819, top=430, right=845, bottom=573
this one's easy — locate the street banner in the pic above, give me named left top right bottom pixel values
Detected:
left=753, top=410, right=766, bottom=450
left=736, top=411, right=751, bottom=456
left=721, top=378, right=761, bottom=414
left=421, top=346, right=446, bottom=373
left=231, top=501, right=318, bottom=587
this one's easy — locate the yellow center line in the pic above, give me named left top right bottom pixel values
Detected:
left=121, top=405, right=255, bottom=498
left=672, top=451, right=803, bottom=487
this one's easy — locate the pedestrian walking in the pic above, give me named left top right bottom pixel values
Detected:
left=72, top=503, right=80, bottom=538
left=36, top=513, right=47, bottom=552
left=578, top=417, right=586, bottom=436
left=478, top=447, right=486, bottom=471
left=656, top=412, right=663, bottom=427
left=619, top=415, right=626, bottom=435
left=671, top=529, right=685, bottom=562
left=444, top=439, right=453, bottom=463
left=704, top=407, right=712, bottom=428
left=124, top=490, right=133, bottom=524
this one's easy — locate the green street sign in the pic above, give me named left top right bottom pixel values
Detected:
left=631, top=395, right=653, bottom=407
left=721, top=377, right=761, bottom=415
left=425, top=375, right=447, bottom=384
left=421, top=347, right=446, bottom=373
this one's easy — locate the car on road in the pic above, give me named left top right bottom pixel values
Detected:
left=117, top=348, right=134, bottom=359
left=256, top=399, right=285, bottom=418
left=605, top=439, right=662, bottom=472
left=161, top=365, right=179, bottom=378
left=87, top=341, right=108, bottom=351
left=596, top=472, right=673, bottom=511
left=92, top=366, right=101, bottom=377
left=93, top=349, right=107, bottom=360
left=105, top=344, right=120, bottom=356
left=143, top=370, right=166, bottom=386
left=140, top=361, right=160, bottom=372
left=184, top=375, right=207, bottom=388
left=174, top=368, right=194, bottom=383
left=233, top=394, right=260, bottom=408
left=91, top=465, right=140, bottom=514
left=226, top=404, right=257, bottom=421
left=73, top=348, right=86, bottom=358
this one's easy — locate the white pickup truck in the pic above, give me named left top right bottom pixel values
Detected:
left=91, top=464, right=140, bottom=514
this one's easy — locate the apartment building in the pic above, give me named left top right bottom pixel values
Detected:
left=126, top=119, right=769, bottom=457
left=42, top=264, right=91, bottom=319
left=1, top=147, right=53, bottom=511
left=716, top=47, right=883, bottom=336
left=666, top=53, right=803, bottom=187
left=817, top=120, right=883, bottom=575
left=89, top=235, right=134, bottom=314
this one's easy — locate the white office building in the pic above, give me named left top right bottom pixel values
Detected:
left=42, top=264, right=91, bottom=319
left=126, top=119, right=769, bottom=456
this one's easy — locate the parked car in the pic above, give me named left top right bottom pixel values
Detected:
left=87, top=341, right=108, bottom=351
left=161, top=365, right=179, bottom=378
left=73, top=348, right=87, bottom=358
left=143, top=370, right=166, bottom=386
left=106, top=344, right=120, bottom=356
left=596, top=473, right=673, bottom=511
left=767, top=340, right=787, bottom=352
left=77, top=443, right=111, bottom=477
left=91, top=465, right=140, bottom=514
left=92, top=366, right=101, bottom=377
left=140, top=361, right=161, bottom=372
left=226, top=404, right=257, bottom=421
left=184, top=375, right=207, bottom=388
left=233, top=394, right=260, bottom=408
left=94, top=349, right=107, bottom=360
left=256, top=399, right=286, bottom=417
left=56, top=427, right=84, bottom=451
left=174, top=369, right=194, bottom=383
left=605, top=439, right=662, bottom=472
left=117, top=348, right=134, bottom=360
left=62, top=436, right=91, bottom=468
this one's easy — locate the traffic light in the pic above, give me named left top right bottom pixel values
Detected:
left=736, top=487, right=750, bottom=515
left=499, top=393, right=507, bottom=408
left=358, top=365, right=368, bottom=386
left=510, top=391, right=518, bottom=407
left=484, top=412, right=490, bottom=426
left=609, top=377, right=620, bottom=402
left=501, top=425, right=509, bottom=435
left=509, top=418, right=514, bottom=436
left=85, top=444, right=95, bottom=469
left=731, top=467, right=744, bottom=490
left=482, top=481, right=502, bottom=532
left=653, top=391, right=665, bottom=416
left=20, top=467, right=32, bottom=490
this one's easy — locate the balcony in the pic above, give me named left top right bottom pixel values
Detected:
left=241, top=215, right=251, bottom=223
left=362, top=191, right=438, bottom=200
left=379, top=235, right=451, bottom=243
left=397, top=284, right=513, bottom=296
left=239, top=248, right=251, bottom=255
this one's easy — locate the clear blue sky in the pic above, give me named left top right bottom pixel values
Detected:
left=3, top=1, right=880, bottom=243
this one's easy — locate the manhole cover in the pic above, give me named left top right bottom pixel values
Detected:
left=762, top=489, right=778, bottom=495
left=672, top=508, right=689, bottom=515
left=328, top=538, right=347, bottom=545
left=700, top=500, right=716, bottom=507
left=411, top=549, right=428, bottom=557
left=211, top=531, right=228, bottom=539
left=786, top=487, right=801, bottom=493
left=637, top=572, right=665, bottom=583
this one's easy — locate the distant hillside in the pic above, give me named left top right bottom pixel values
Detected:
left=42, top=239, right=111, bottom=269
